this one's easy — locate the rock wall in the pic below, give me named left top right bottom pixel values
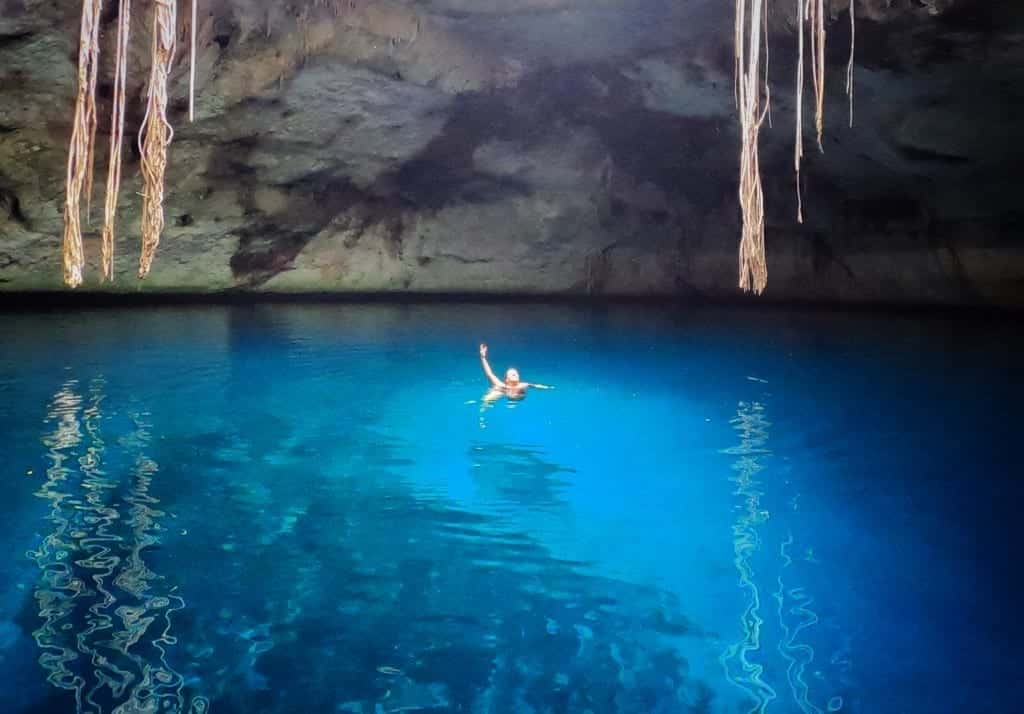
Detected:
left=0, top=0, right=1021, bottom=305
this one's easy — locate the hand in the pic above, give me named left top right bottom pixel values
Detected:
left=479, top=343, right=488, bottom=358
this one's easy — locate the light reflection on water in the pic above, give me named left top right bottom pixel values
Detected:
left=0, top=304, right=1017, bottom=714
left=29, top=379, right=209, bottom=714
left=19, top=382, right=705, bottom=713
left=720, top=401, right=778, bottom=713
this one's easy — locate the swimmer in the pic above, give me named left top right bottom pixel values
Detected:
left=479, top=343, right=553, bottom=402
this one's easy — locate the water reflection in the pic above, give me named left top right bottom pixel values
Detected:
left=20, top=371, right=723, bottom=712
left=721, top=399, right=849, bottom=714
left=27, top=380, right=208, bottom=714
left=721, top=401, right=777, bottom=713
left=1, top=303, right=1017, bottom=714
left=474, top=390, right=526, bottom=431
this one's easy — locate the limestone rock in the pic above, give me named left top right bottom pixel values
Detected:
left=0, top=0, right=1021, bottom=305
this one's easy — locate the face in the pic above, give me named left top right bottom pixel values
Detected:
left=505, top=368, right=520, bottom=385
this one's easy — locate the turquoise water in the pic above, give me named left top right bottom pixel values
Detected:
left=0, top=303, right=1018, bottom=714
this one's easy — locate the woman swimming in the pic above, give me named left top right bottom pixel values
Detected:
left=479, top=343, right=553, bottom=402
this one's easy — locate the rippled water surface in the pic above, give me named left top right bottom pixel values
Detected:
left=0, top=303, right=1019, bottom=714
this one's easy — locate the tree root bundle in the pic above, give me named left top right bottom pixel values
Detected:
left=808, top=0, right=826, bottom=150
left=62, top=0, right=102, bottom=288
left=57, top=0, right=864, bottom=296
left=101, top=0, right=131, bottom=281
left=794, top=0, right=806, bottom=223
left=737, top=0, right=857, bottom=292
left=847, top=0, right=855, bottom=128
left=63, top=0, right=200, bottom=287
left=189, top=0, right=197, bottom=121
left=138, top=0, right=177, bottom=279
left=735, top=0, right=769, bottom=294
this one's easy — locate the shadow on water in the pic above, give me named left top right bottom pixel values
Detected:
left=468, top=442, right=575, bottom=514
left=169, top=441, right=715, bottom=713
left=19, top=375, right=719, bottom=714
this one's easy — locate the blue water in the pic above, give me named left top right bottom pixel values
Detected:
left=0, top=303, right=1018, bottom=714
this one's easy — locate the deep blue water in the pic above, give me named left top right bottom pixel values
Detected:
left=0, top=303, right=1019, bottom=714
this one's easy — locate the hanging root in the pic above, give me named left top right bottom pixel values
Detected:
left=84, top=0, right=102, bottom=221
left=62, top=0, right=103, bottom=288
left=734, top=0, right=745, bottom=109
left=189, top=0, right=197, bottom=122
left=794, top=0, right=805, bottom=223
left=808, top=0, right=826, bottom=150
left=736, top=0, right=769, bottom=294
left=847, top=0, right=855, bottom=128
left=763, top=0, right=771, bottom=129
left=738, top=122, right=768, bottom=294
left=101, top=0, right=131, bottom=281
left=794, top=0, right=846, bottom=221
left=138, top=0, right=177, bottom=279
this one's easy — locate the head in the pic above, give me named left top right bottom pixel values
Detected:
left=504, top=367, right=521, bottom=386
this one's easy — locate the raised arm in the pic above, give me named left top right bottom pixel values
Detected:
left=479, top=343, right=503, bottom=388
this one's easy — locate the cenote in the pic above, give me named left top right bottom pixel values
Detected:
left=3, top=1, right=1023, bottom=711
left=0, top=302, right=1018, bottom=714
